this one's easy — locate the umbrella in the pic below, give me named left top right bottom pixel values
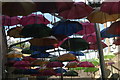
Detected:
left=100, top=27, right=120, bottom=38
left=104, top=54, right=115, bottom=60
left=59, top=2, right=93, bottom=19
left=46, top=61, right=64, bottom=68
left=77, top=61, right=95, bottom=67
left=5, top=61, right=16, bottom=67
left=69, top=51, right=84, bottom=56
left=2, top=16, right=20, bottom=26
left=69, top=67, right=86, bottom=70
left=7, top=58, right=22, bottom=61
left=63, top=70, right=78, bottom=76
left=22, top=56, right=37, bottom=62
left=29, top=36, right=58, bottom=46
left=30, top=51, right=51, bottom=58
left=84, top=67, right=99, bottom=72
left=35, top=2, right=73, bottom=13
left=20, top=24, right=52, bottom=38
left=21, top=47, right=34, bottom=54
left=31, top=59, right=49, bottom=66
left=13, top=61, right=31, bottom=67
left=107, top=21, right=120, bottom=35
left=20, top=14, right=50, bottom=26
left=100, top=2, right=120, bottom=15
left=113, top=37, right=120, bottom=45
left=87, top=10, right=120, bottom=24
left=7, top=27, right=25, bottom=38
left=57, top=53, right=77, bottom=62
left=60, top=38, right=89, bottom=51
left=54, top=68, right=67, bottom=74
left=49, top=57, right=60, bottom=62
left=65, top=62, right=78, bottom=68
left=2, top=2, right=36, bottom=16
left=89, top=42, right=108, bottom=50
left=6, top=51, right=23, bottom=58
left=81, top=59, right=99, bottom=66
left=52, top=20, right=83, bottom=36
left=76, top=22, right=95, bottom=35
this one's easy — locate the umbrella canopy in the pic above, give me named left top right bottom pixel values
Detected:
left=7, top=58, right=22, bottom=61
left=107, top=21, right=120, bottom=35
left=35, top=2, right=73, bottom=13
left=2, top=16, right=20, bottom=26
left=81, top=59, right=99, bottom=66
left=100, top=27, right=120, bottom=38
left=46, top=61, right=64, bottom=68
left=77, top=61, right=95, bottom=67
left=54, top=68, right=67, bottom=74
left=52, top=20, right=83, bottom=36
left=20, top=24, right=52, bottom=38
left=13, top=61, right=31, bottom=67
left=6, top=51, right=23, bottom=58
left=84, top=67, right=99, bottom=72
left=60, top=38, right=89, bottom=51
left=104, top=54, right=115, bottom=60
left=57, top=53, right=77, bottom=62
left=87, top=10, right=120, bottom=24
left=100, top=2, right=120, bottom=15
left=5, top=61, right=16, bottom=67
left=20, top=14, right=50, bottom=26
left=65, top=62, right=78, bottom=68
left=69, top=67, right=86, bottom=70
left=113, top=37, right=120, bottom=45
left=31, top=59, right=49, bottom=66
left=22, top=56, right=37, bottom=62
left=2, top=2, right=36, bottom=16
left=89, top=42, right=108, bottom=50
left=7, top=27, right=25, bottom=38
left=63, top=70, right=78, bottom=76
left=49, top=57, right=60, bottom=62
left=21, top=48, right=34, bottom=54
left=29, top=36, right=58, bottom=46
left=59, top=2, right=93, bottom=19
left=76, top=22, right=95, bottom=35
left=69, top=51, right=84, bottom=56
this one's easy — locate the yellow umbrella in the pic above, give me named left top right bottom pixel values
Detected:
left=87, top=10, right=120, bottom=24
left=57, top=53, right=77, bottom=62
left=6, top=51, right=23, bottom=58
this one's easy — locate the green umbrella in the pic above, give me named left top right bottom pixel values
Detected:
left=84, top=67, right=99, bottom=72
left=69, top=67, right=86, bottom=70
left=104, top=54, right=115, bottom=60
left=60, top=38, right=89, bottom=51
left=81, top=59, right=99, bottom=66
left=63, top=70, right=78, bottom=76
left=49, top=57, right=60, bottom=62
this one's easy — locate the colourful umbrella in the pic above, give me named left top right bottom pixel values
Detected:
left=2, top=16, right=20, bottom=26
left=107, top=21, right=120, bottom=35
left=57, top=53, right=77, bottom=62
left=21, top=48, right=34, bottom=54
left=104, top=54, right=115, bottom=60
left=63, top=70, right=78, bottom=76
left=60, top=38, right=89, bottom=51
left=46, top=61, right=64, bottom=68
left=81, top=59, right=99, bottom=66
left=20, top=14, right=50, bottom=26
left=7, top=27, right=25, bottom=38
left=29, top=36, right=58, bottom=46
left=84, top=67, right=99, bottom=72
left=65, top=62, right=78, bottom=68
left=52, top=20, right=83, bottom=36
left=20, top=24, right=52, bottom=38
left=6, top=51, right=23, bottom=58
left=22, top=56, right=37, bottom=62
left=31, top=59, right=49, bottom=66
left=100, top=2, right=120, bottom=15
left=76, top=22, right=95, bottom=35
left=5, top=61, right=16, bottom=67
left=7, top=58, right=22, bottom=61
left=2, top=2, right=36, bottom=16
left=54, top=68, right=67, bottom=74
left=59, top=2, right=93, bottom=19
left=69, top=51, right=85, bottom=56
left=77, top=61, right=95, bottom=67
left=13, top=61, right=31, bottom=67
left=69, top=67, right=86, bottom=70
left=113, top=37, right=120, bottom=45
left=49, top=57, right=60, bottom=62
left=87, top=10, right=120, bottom=24
left=89, top=42, right=108, bottom=50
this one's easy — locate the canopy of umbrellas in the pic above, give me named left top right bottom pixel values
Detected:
left=2, top=1, right=120, bottom=78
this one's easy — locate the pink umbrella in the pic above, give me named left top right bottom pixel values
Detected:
left=76, top=22, right=95, bottom=35
left=77, top=61, right=95, bottom=67
left=100, top=2, right=120, bottom=14
left=59, top=2, right=93, bottom=19
left=20, top=14, right=50, bottom=26
left=2, top=15, right=20, bottom=26
left=46, top=61, right=64, bottom=68
left=13, top=61, right=31, bottom=67
left=89, top=42, right=108, bottom=50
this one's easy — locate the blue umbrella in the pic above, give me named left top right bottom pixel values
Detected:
left=69, top=51, right=84, bottom=56
left=54, top=68, right=67, bottom=74
left=52, top=20, right=83, bottom=36
left=7, top=58, right=22, bottom=61
left=100, top=27, right=120, bottom=38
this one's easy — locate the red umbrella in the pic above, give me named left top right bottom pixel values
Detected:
left=89, top=42, right=108, bottom=50
left=20, top=14, right=50, bottom=26
left=113, top=37, right=120, bottom=45
left=76, top=22, right=95, bottom=35
left=100, top=2, right=120, bottom=14
left=22, top=56, right=37, bottom=62
left=59, top=2, right=93, bottom=19
left=13, top=61, right=31, bottom=67
left=107, top=21, right=120, bottom=35
left=46, top=61, right=64, bottom=68
left=2, top=16, right=20, bottom=26
left=77, top=61, right=95, bottom=67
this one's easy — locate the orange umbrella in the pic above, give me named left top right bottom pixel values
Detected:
left=87, top=10, right=120, bottom=24
left=65, top=62, right=78, bottom=68
left=31, top=59, right=49, bottom=66
left=6, top=51, right=23, bottom=58
left=29, top=36, right=59, bottom=46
